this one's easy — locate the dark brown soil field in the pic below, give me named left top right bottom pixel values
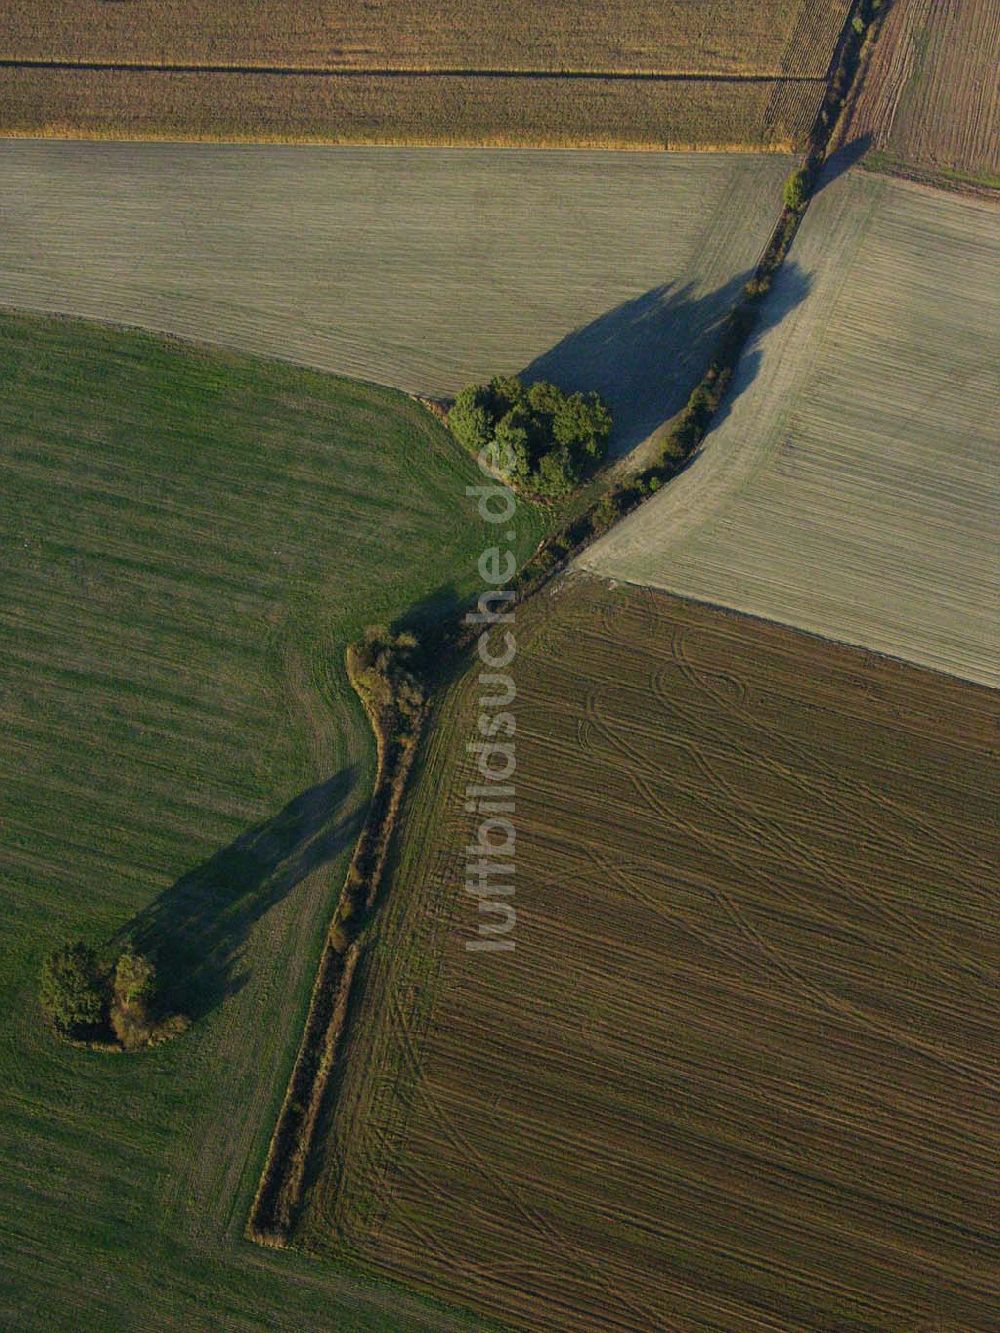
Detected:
left=298, top=575, right=1000, bottom=1331
left=0, top=66, right=823, bottom=150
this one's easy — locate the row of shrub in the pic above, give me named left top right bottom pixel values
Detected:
left=449, top=374, right=612, bottom=497
left=247, top=627, right=427, bottom=1244
left=40, top=940, right=187, bottom=1051
left=335, top=626, right=426, bottom=944
left=520, top=0, right=889, bottom=575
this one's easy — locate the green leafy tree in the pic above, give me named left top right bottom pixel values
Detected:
left=447, top=384, right=494, bottom=454
left=783, top=168, right=810, bottom=211
left=114, top=948, right=156, bottom=1008
left=493, top=410, right=533, bottom=483
left=40, top=942, right=104, bottom=1035
left=525, top=379, right=566, bottom=437
left=553, top=391, right=613, bottom=460
left=534, top=447, right=578, bottom=497
left=449, top=373, right=612, bottom=495
left=110, top=947, right=159, bottom=1050
left=486, top=374, right=527, bottom=417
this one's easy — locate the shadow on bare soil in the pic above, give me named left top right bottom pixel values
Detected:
left=710, top=260, right=813, bottom=435
left=122, top=768, right=363, bottom=1023
left=815, top=132, right=874, bottom=194
left=519, top=272, right=750, bottom=457
left=519, top=257, right=814, bottom=461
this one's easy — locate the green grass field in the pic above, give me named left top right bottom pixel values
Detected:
left=0, top=308, right=542, bottom=1329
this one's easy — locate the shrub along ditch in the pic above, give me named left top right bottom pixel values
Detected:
left=247, top=629, right=426, bottom=1245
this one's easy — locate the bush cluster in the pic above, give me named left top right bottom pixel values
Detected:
left=449, top=374, right=612, bottom=497
left=351, top=626, right=424, bottom=732
left=40, top=939, right=188, bottom=1050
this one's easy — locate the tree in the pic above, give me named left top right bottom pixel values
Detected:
left=493, top=411, right=533, bottom=483
left=534, top=447, right=578, bottom=497
left=448, top=384, right=494, bottom=454
left=525, top=378, right=565, bottom=433
left=553, top=391, right=613, bottom=461
left=114, top=948, right=156, bottom=1008
left=110, top=947, right=158, bottom=1051
left=486, top=374, right=527, bottom=417
left=40, top=942, right=104, bottom=1035
left=783, top=168, right=810, bottom=211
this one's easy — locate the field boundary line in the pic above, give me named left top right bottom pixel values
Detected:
left=247, top=643, right=427, bottom=1246
left=0, top=57, right=826, bottom=84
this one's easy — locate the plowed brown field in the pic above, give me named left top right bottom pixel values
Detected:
left=839, top=0, right=1000, bottom=186
left=298, top=576, right=1000, bottom=1331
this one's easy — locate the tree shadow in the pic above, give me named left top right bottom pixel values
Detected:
left=815, top=132, right=874, bottom=195
left=519, top=271, right=751, bottom=458
left=121, top=768, right=363, bottom=1023
left=391, top=581, right=467, bottom=639
left=710, top=260, right=813, bottom=434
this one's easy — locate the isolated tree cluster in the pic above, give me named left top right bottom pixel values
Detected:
left=449, top=374, right=612, bottom=497
left=40, top=940, right=187, bottom=1050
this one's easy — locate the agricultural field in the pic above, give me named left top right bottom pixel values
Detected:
left=581, top=168, right=1000, bottom=688
left=838, top=0, right=1000, bottom=188
left=0, top=66, right=825, bottom=152
left=0, top=0, right=850, bottom=74
left=298, top=574, right=1000, bottom=1331
left=0, top=307, right=543, bottom=1329
left=0, top=0, right=852, bottom=147
left=0, top=142, right=791, bottom=457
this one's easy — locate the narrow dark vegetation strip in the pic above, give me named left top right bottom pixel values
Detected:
left=247, top=0, right=880, bottom=1249
left=247, top=632, right=425, bottom=1246
left=418, top=1, right=883, bottom=677
left=0, top=57, right=823, bottom=84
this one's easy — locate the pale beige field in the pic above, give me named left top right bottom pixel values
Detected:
left=0, top=142, right=791, bottom=455
left=581, top=169, right=1000, bottom=687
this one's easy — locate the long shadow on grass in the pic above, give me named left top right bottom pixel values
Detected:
left=520, top=271, right=751, bottom=457
left=122, top=768, right=363, bottom=1023
left=392, top=582, right=465, bottom=639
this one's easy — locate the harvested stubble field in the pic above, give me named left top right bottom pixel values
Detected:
left=0, top=66, right=824, bottom=152
left=0, top=308, right=542, bottom=1329
left=298, top=574, right=1000, bottom=1331
left=838, top=0, right=1000, bottom=187
left=0, top=142, right=790, bottom=457
left=0, top=1, right=849, bottom=74
left=581, top=168, right=1000, bottom=688
left=0, top=1, right=851, bottom=147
